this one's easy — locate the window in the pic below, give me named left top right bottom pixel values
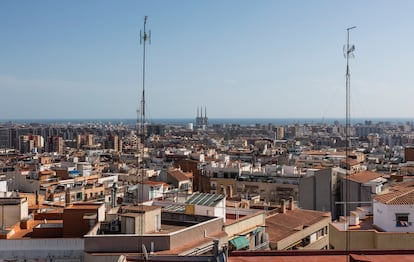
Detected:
left=396, top=213, right=411, bottom=227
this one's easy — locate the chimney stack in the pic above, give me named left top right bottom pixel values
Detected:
left=280, top=199, right=286, bottom=214
left=65, top=189, right=70, bottom=207
left=289, top=196, right=295, bottom=210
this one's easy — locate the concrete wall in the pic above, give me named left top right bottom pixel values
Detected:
left=299, top=175, right=315, bottom=210
left=0, top=239, right=84, bottom=260
left=329, top=223, right=414, bottom=250
left=85, top=234, right=170, bottom=253
left=84, top=217, right=224, bottom=253
left=341, top=179, right=373, bottom=216
left=144, top=208, right=161, bottom=233
left=224, top=211, right=265, bottom=239
left=237, top=180, right=298, bottom=204
left=4, top=171, right=40, bottom=193
left=169, top=217, right=224, bottom=251
left=0, top=198, right=28, bottom=228
left=84, top=253, right=125, bottom=262
left=299, top=169, right=335, bottom=217
left=373, top=201, right=413, bottom=232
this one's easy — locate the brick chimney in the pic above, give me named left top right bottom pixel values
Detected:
left=289, top=196, right=295, bottom=210
left=280, top=199, right=286, bottom=214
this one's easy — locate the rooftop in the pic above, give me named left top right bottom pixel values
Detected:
left=265, top=209, right=331, bottom=243
left=185, top=193, right=225, bottom=207
left=344, top=170, right=385, bottom=184
left=374, top=187, right=414, bottom=205
left=119, top=205, right=161, bottom=213
left=229, top=250, right=414, bottom=262
left=168, top=169, right=192, bottom=181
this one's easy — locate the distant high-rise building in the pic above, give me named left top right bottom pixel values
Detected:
left=105, top=134, right=119, bottom=151
left=0, top=128, right=11, bottom=148
left=275, top=126, right=284, bottom=140
left=18, top=134, right=44, bottom=153
left=405, top=146, right=414, bottom=162
left=87, top=134, right=94, bottom=146
left=19, top=135, right=30, bottom=153
left=50, top=136, right=64, bottom=154
left=147, top=124, right=165, bottom=137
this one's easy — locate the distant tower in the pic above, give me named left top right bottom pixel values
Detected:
left=204, top=106, right=208, bottom=127
left=195, top=106, right=208, bottom=129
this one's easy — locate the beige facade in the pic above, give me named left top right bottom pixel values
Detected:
left=224, top=208, right=267, bottom=250
left=237, top=180, right=298, bottom=204
left=0, top=196, right=29, bottom=229
left=120, top=206, right=161, bottom=234
left=85, top=216, right=226, bottom=255
left=210, top=177, right=236, bottom=197
left=329, top=223, right=414, bottom=250
left=266, top=206, right=331, bottom=251
left=273, top=217, right=330, bottom=250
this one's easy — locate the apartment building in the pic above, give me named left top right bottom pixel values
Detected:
left=266, top=198, right=331, bottom=250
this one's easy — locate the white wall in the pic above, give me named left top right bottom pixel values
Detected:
left=373, top=201, right=414, bottom=232
left=194, top=198, right=226, bottom=223
left=0, top=180, right=7, bottom=192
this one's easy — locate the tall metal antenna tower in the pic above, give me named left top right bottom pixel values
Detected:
left=344, top=25, right=356, bottom=255
left=139, top=15, right=151, bottom=146
left=138, top=15, right=150, bottom=260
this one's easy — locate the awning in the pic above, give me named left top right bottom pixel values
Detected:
left=230, top=236, right=250, bottom=250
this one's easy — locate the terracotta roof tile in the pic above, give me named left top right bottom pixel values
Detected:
left=168, top=169, right=191, bottom=182
left=374, top=187, right=414, bottom=205
left=344, top=171, right=384, bottom=184
left=265, top=209, right=330, bottom=242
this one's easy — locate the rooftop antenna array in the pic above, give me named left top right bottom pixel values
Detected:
left=344, top=25, right=356, bottom=255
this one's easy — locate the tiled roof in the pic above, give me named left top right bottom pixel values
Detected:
left=168, top=169, right=190, bottom=182
left=265, top=209, right=330, bottom=243
left=374, top=187, right=414, bottom=205
left=344, top=171, right=384, bottom=184
left=143, top=180, right=168, bottom=186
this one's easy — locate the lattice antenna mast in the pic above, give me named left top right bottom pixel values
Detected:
left=344, top=25, right=356, bottom=255
left=139, top=16, right=151, bottom=144
left=344, top=26, right=356, bottom=158
left=138, top=15, right=151, bottom=259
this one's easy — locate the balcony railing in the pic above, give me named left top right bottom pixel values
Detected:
left=254, top=241, right=269, bottom=250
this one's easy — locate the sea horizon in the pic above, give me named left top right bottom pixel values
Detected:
left=1, top=117, right=413, bottom=126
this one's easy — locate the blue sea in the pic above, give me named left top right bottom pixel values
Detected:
left=1, top=118, right=413, bottom=126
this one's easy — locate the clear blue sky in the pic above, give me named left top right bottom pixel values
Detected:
left=1, top=0, right=413, bottom=119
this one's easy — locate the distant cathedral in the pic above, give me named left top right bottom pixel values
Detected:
left=196, top=106, right=208, bottom=128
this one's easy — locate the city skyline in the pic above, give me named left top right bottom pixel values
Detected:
left=1, top=1, right=414, bottom=120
